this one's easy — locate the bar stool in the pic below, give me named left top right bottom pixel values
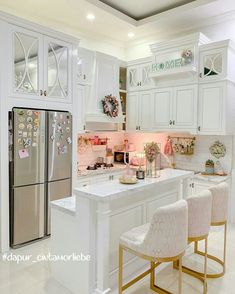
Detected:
left=194, top=182, right=229, bottom=278
left=119, top=200, right=188, bottom=294
left=175, top=190, right=212, bottom=294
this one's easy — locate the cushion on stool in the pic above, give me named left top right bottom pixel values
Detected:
left=209, top=182, right=229, bottom=224
left=120, top=200, right=188, bottom=259
left=187, top=190, right=212, bottom=239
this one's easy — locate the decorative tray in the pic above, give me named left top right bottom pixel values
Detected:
left=200, top=172, right=228, bottom=177
left=119, top=177, right=138, bottom=185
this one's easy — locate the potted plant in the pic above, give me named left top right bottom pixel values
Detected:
left=205, top=159, right=214, bottom=174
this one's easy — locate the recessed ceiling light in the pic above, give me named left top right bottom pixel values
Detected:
left=86, top=13, right=95, bottom=21
left=128, top=32, right=135, bottom=38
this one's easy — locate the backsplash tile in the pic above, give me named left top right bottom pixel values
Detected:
left=77, top=131, right=233, bottom=174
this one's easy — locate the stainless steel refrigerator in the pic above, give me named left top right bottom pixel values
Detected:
left=9, top=108, right=72, bottom=248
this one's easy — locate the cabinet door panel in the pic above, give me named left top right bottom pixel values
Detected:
left=127, top=66, right=139, bottom=91
left=152, top=89, right=172, bottom=129
left=173, top=85, right=197, bottom=129
left=199, top=48, right=226, bottom=81
left=127, top=93, right=139, bottom=131
left=44, top=37, right=72, bottom=100
left=77, top=48, right=94, bottom=84
left=139, top=63, right=153, bottom=88
left=198, top=83, right=224, bottom=134
left=139, top=91, right=152, bottom=131
left=11, top=26, right=43, bottom=97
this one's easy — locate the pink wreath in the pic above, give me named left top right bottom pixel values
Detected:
left=102, top=94, right=119, bottom=118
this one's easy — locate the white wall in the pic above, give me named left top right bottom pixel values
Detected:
left=125, top=18, right=235, bottom=61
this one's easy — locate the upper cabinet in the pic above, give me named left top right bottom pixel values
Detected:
left=127, top=58, right=154, bottom=91
left=152, top=85, right=197, bottom=132
left=11, top=25, right=73, bottom=101
left=126, top=91, right=152, bottom=132
left=77, top=47, right=95, bottom=85
left=199, top=40, right=235, bottom=83
left=197, top=81, right=235, bottom=135
left=86, top=52, right=124, bottom=123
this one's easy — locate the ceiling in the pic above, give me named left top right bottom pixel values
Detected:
left=0, top=0, right=234, bottom=45
left=97, top=0, right=196, bottom=20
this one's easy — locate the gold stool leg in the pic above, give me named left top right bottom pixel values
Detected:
left=223, top=222, right=227, bottom=275
left=178, top=256, right=182, bottom=294
left=203, top=238, right=208, bottom=294
left=119, top=245, right=123, bottom=294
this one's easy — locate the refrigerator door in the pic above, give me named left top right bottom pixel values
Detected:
left=47, top=111, right=72, bottom=181
left=11, top=184, right=45, bottom=247
left=46, top=178, right=71, bottom=235
left=13, top=108, right=46, bottom=186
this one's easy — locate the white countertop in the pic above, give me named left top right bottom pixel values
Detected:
left=74, top=168, right=193, bottom=202
left=51, top=196, right=76, bottom=216
left=194, top=173, right=230, bottom=183
left=77, top=164, right=134, bottom=178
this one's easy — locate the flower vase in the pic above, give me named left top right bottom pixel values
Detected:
left=146, top=157, right=160, bottom=178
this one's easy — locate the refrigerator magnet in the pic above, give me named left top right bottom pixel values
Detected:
left=18, top=131, right=23, bottom=137
left=66, top=127, right=70, bottom=133
left=17, top=138, right=23, bottom=145
left=50, top=135, right=55, bottom=141
left=23, top=132, right=28, bottom=138
left=17, top=109, right=24, bottom=115
left=33, top=126, right=38, bottom=131
left=27, top=117, right=33, bottom=123
left=33, top=111, right=39, bottom=116
left=18, top=149, right=29, bottom=159
left=33, top=132, right=37, bottom=137
left=18, top=116, right=25, bottom=123
left=66, top=137, right=72, bottom=144
left=28, top=132, right=32, bottom=137
left=18, top=123, right=25, bottom=130
left=27, top=110, right=33, bottom=116
left=34, top=119, right=39, bottom=124
left=27, top=124, right=33, bottom=130
left=23, top=138, right=31, bottom=148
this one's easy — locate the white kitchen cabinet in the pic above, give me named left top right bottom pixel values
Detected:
left=197, top=81, right=235, bottom=135
left=199, top=40, right=235, bottom=83
left=77, top=85, right=87, bottom=132
left=126, top=90, right=152, bottom=132
left=86, top=52, right=123, bottom=122
left=173, top=85, right=197, bottom=129
left=152, top=85, right=197, bottom=132
left=152, top=88, right=172, bottom=129
left=11, top=25, right=73, bottom=101
left=44, top=36, right=72, bottom=100
left=77, top=47, right=95, bottom=85
left=127, top=58, right=153, bottom=91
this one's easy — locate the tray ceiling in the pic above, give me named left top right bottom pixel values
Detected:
left=97, top=0, right=196, bottom=20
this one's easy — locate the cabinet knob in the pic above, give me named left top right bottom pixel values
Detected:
left=139, top=126, right=141, bottom=130
left=43, top=90, right=47, bottom=96
left=199, top=73, right=202, bottom=78
left=136, top=126, right=138, bottom=130
left=198, top=126, right=201, bottom=131
left=83, top=125, right=86, bottom=130
left=169, top=120, right=173, bottom=125
left=139, top=82, right=141, bottom=86
left=83, top=74, right=86, bottom=80
left=40, top=90, right=43, bottom=96
left=173, top=120, right=175, bottom=125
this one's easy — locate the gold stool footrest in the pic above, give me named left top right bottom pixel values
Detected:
left=194, top=249, right=225, bottom=278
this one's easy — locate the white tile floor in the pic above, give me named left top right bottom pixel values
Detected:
left=0, top=225, right=234, bottom=294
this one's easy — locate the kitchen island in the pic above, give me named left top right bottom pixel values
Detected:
left=51, top=169, right=193, bottom=294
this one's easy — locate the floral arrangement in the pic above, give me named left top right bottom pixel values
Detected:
left=102, top=95, right=119, bottom=118
left=144, top=142, right=160, bottom=163
left=209, top=141, right=226, bottom=159
left=181, top=49, right=193, bottom=65
left=205, top=159, right=214, bottom=167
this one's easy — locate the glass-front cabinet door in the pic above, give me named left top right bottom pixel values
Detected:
left=139, top=63, right=152, bottom=88
left=127, top=67, right=139, bottom=90
left=44, top=37, right=71, bottom=100
left=12, top=26, right=43, bottom=97
left=199, top=48, right=226, bottom=81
